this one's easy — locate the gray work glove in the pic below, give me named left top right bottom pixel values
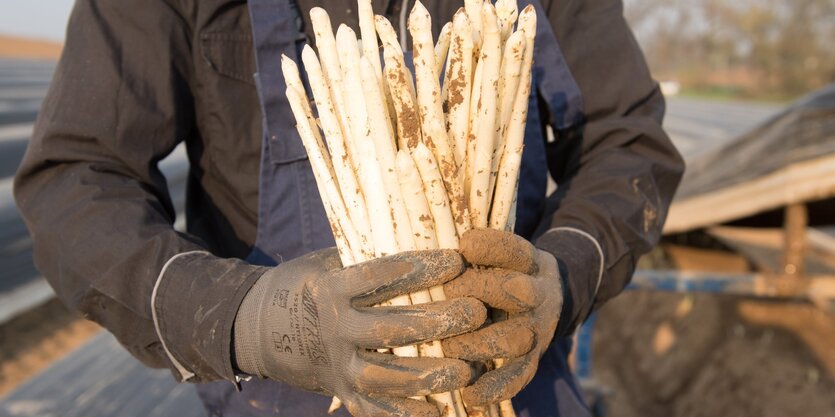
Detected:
left=441, top=229, right=563, bottom=407
left=233, top=248, right=487, bottom=417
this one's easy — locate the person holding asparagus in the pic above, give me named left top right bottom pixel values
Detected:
left=15, top=0, right=683, bottom=417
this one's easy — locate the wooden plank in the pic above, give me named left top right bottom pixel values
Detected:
left=783, top=203, right=808, bottom=277
left=808, top=228, right=835, bottom=254
left=707, top=226, right=835, bottom=275
left=664, top=244, right=750, bottom=273
left=664, top=153, right=835, bottom=234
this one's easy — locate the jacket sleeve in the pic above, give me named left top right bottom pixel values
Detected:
left=13, top=0, right=263, bottom=383
left=532, top=0, right=685, bottom=337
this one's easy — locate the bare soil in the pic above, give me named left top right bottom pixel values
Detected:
left=0, top=299, right=101, bottom=397
left=592, top=291, right=835, bottom=417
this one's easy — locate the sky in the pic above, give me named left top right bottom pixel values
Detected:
left=0, top=0, right=76, bottom=42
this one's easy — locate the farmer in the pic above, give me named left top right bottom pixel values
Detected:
left=15, top=0, right=683, bottom=416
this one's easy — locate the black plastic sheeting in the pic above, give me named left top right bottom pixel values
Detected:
left=676, top=83, right=835, bottom=201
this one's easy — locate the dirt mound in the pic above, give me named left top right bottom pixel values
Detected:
left=592, top=291, right=835, bottom=417
left=0, top=35, right=62, bottom=60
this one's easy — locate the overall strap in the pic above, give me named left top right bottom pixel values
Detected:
left=515, top=0, right=586, bottom=237
left=522, top=0, right=585, bottom=129
left=248, top=0, right=309, bottom=164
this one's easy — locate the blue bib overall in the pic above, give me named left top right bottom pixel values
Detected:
left=197, top=1, right=590, bottom=415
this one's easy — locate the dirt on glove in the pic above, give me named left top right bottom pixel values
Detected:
left=459, top=229, right=538, bottom=275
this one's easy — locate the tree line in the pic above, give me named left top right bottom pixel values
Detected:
left=625, top=0, right=835, bottom=100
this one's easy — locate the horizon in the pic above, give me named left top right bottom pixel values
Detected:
left=0, top=32, right=63, bottom=44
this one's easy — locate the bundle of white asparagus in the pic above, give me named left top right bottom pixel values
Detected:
left=280, top=1, right=536, bottom=416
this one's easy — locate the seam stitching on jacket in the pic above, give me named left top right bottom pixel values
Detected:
left=546, top=227, right=605, bottom=298
left=151, top=250, right=210, bottom=381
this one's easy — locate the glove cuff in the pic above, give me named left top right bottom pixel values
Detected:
left=233, top=275, right=270, bottom=377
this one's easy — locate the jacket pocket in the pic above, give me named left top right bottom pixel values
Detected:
left=200, top=32, right=257, bottom=85
left=195, top=28, right=262, bottom=192
left=255, top=40, right=310, bottom=165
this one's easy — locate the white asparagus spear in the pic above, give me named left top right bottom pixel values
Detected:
left=409, top=1, right=471, bottom=237
left=357, top=0, right=396, bottom=143
left=357, top=0, right=382, bottom=81
left=412, top=142, right=459, bottom=249
left=464, top=3, right=487, bottom=194
left=383, top=51, right=424, bottom=151
left=281, top=57, right=335, bottom=185
left=517, top=6, right=537, bottom=62
left=282, top=83, right=356, bottom=265
left=404, top=146, right=463, bottom=417
left=434, top=22, right=453, bottom=81
left=301, top=45, right=376, bottom=262
left=396, top=150, right=438, bottom=250
left=465, top=56, right=483, bottom=200
left=493, top=14, right=536, bottom=417
left=312, top=18, right=361, bottom=415
left=361, top=52, right=424, bottom=398
left=356, top=34, right=418, bottom=390
left=490, top=8, right=535, bottom=231
left=382, top=71, right=400, bottom=146
left=395, top=150, right=465, bottom=417
left=498, top=31, right=526, bottom=132
left=464, top=0, right=483, bottom=52
left=488, top=31, right=526, bottom=206
left=446, top=9, right=474, bottom=169
left=469, top=3, right=502, bottom=228
left=394, top=152, right=441, bottom=307
left=310, top=16, right=352, bottom=414
left=359, top=56, right=416, bottom=258
left=495, top=0, right=519, bottom=44
left=506, top=194, right=518, bottom=232
left=337, top=25, right=399, bottom=257
left=376, top=16, right=423, bottom=151
left=374, top=16, right=412, bottom=149
left=375, top=15, right=409, bottom=79
left=388, top=20, right=461, bottom=410
left=309, top=9, right=361, bottom=172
